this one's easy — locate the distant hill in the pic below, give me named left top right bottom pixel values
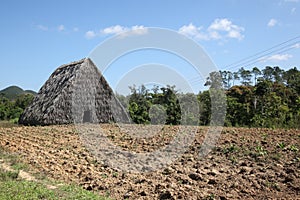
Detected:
left=0, top=86, right=37, bottom=100
left=24, top=90, right=37, bottom=96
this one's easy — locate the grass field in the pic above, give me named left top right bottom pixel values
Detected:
left=0, top=145, right=109, bottom=200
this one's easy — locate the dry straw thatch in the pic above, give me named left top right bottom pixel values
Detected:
left=19, top=58, right=128, bottom=125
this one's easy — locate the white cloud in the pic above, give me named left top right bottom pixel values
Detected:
left=269, top=54, right=292, bottom=61
left=101, top=25, right=128, bottom=35
left=101, top=25, right=148, bottom=37
left=227, top=29, right=244, bottom=40
left=178, top=23, right=209, bottom=40
left=35, top=24, right=79, bottom=34
left=260, top=54, right=293, bottom=62
left=131, top=25, right=148, bottom=35
left=209, top=30, right=221, bottom=40
left=209, top=18, right=245, bottom=40
left=179, top=18, right=244, bottom=41
left=85, top=25, right=148, bottom=39
left=291, top=43, right=300, bottom=48
left=209, top=18, right=232, bottom=32
left=58, top=25, right=65, bottom=32
left=36, top=25, right=48, bottom=31
left=267, top=19, right=278, bottom=27
left=115, top=25, right=148, bottom=38
left=85, top=31, right=97, bottom=39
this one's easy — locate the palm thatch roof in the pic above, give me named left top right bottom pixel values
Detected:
left=19, top=58, right=128, bottom=125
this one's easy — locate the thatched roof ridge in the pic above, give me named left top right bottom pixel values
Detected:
left=57, top=58, right=85, bottom=69
left=19, top=58, right=128, bottom=125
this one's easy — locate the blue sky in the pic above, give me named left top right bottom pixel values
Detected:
left=0, top=0, right=300, bottom=94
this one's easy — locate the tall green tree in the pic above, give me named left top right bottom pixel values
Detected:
left=273, top=66, right=284, bottom=83
left=262, top=66, right=274, bottom=81
left=160, top=86, right=181, bottom=125
left=126, top=66, right=300, bottom=129
left=252, top=67, right=261, bottom=86
left=128, top=85, right=151, bottom=124
left=239, top=67, right=252, bottom=86
left=233, top=72, right=240, bottom=86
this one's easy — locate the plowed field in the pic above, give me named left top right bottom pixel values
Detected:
left=0, top=125, right=299, bottom=199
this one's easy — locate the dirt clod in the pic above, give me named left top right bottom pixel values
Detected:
left=159, top=191, right=173, bottom=200
left=188, top=173, right=202, bottom=181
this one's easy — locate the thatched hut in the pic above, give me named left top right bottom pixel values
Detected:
left=19, top=58, right=128, bottom=125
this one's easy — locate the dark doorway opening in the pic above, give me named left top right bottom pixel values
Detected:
left=83, top=110, right=92, bottom=123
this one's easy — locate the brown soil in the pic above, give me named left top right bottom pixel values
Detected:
left=0, top=125, right=299, bottom=199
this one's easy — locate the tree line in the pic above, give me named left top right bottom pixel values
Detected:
left=1, top=65, right=299, bottom=128
left=119, top=65, right=300, bottom=128
left=0, top=94, right=34, bottom=122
